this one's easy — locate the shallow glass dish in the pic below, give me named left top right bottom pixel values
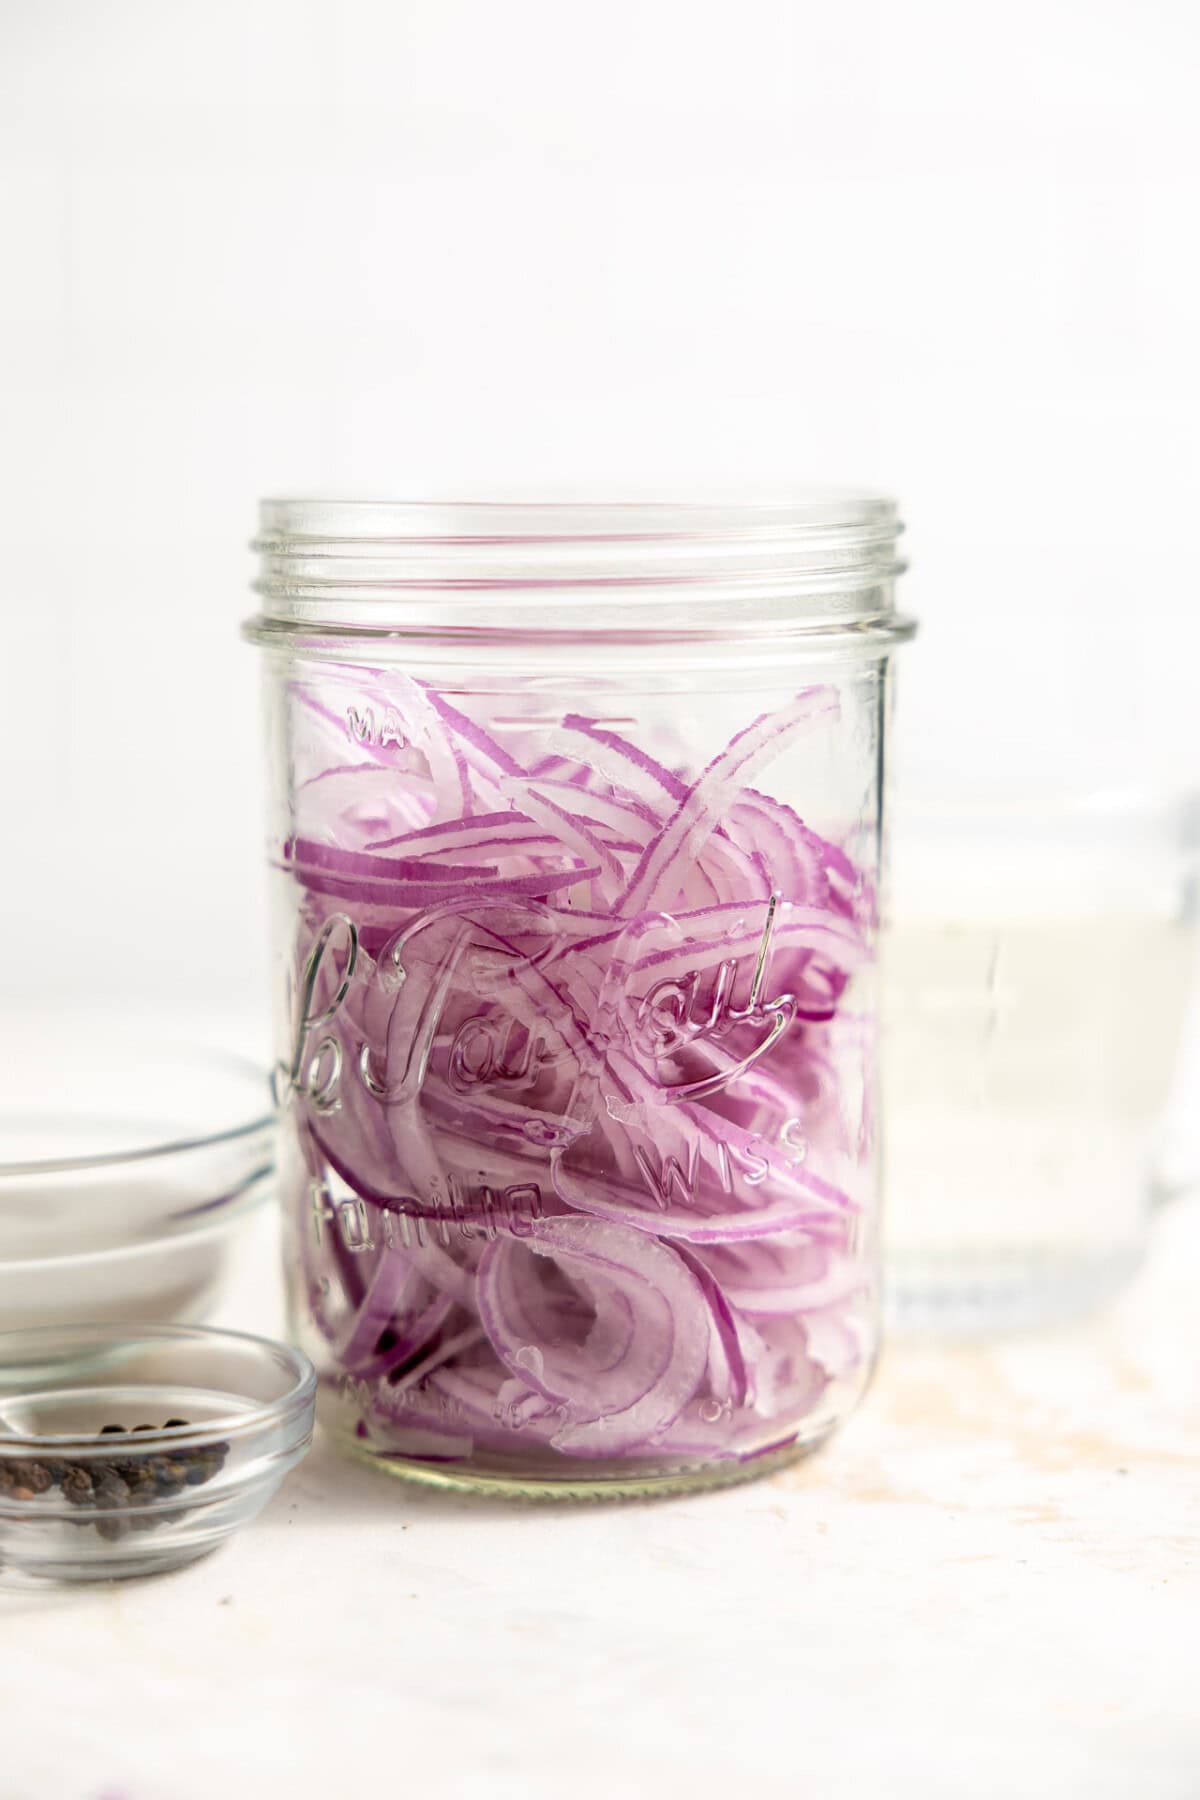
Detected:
left=0, top=1324, right=315, bottom=1580
left=0, top=1024, right=275, bottom=1345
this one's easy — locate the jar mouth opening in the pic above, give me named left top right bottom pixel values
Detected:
left=249, top=489, right=908, bottom=643
left=256, top=489, right=899, bottom=543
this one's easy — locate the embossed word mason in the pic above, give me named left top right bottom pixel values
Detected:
left=345, top=704, right=407, bottom=749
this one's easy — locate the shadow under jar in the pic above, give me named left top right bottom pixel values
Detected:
left=244, top=495, right=914, bottom=1496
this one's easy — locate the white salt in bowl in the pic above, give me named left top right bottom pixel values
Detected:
left=0, top=1024, right=275, bottom=1356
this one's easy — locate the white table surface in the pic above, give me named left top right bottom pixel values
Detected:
left=4, top=1198, right=1197, bottom=1800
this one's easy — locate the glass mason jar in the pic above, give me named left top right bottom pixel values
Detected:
left=883, top=782, right=1199, bottom=1334
left=244, top=495, right=913, bottom=1496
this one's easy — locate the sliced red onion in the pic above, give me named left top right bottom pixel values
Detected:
left=618, top=690, right=838, bottom=915
left=281, top=681, right=874, bottom=1474
left=475, top=1215, right=712, bottom=1452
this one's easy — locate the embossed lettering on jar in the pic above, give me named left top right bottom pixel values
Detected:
left=245, top=496, right=913, bottom=1495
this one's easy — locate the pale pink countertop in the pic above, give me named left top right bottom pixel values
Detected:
left=4, top=1192, right=1197, bottom=1800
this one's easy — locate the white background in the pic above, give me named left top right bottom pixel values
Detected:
left=0, top=0, right=1197, bottom=1027
left=2, top=14, right=1199, bottom=1797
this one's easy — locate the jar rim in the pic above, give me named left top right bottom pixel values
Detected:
left=248, top=488, right=909, bottom=645
left=256, top=488, right=899, bottom=540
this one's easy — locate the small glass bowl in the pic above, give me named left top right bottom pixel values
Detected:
left=0, top=1324, right=315, bottom=1581
left=0, top=1026, right=275, bottom=1345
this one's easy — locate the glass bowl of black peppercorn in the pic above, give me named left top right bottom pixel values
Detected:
left=0, top=1323, right=315, bottom=1580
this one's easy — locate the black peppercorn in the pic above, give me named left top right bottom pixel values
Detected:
left=62, top=1467, right=94, bottom=1505
left=152, top=1458, right=187, bottom=1496
left=3, top=1416, right=228, bottom=1546
left=93, top=1468, right=131, bottom=1506
left=10, top=1459, right=54, bottom=1494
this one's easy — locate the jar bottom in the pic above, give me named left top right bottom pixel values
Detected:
left=326, top=1418, right=838, bottom=1501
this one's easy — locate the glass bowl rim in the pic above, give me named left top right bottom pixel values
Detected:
left=0, top=1321, right=316, bottom=1454
left=0, top=1046, right=275, bottom=1179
